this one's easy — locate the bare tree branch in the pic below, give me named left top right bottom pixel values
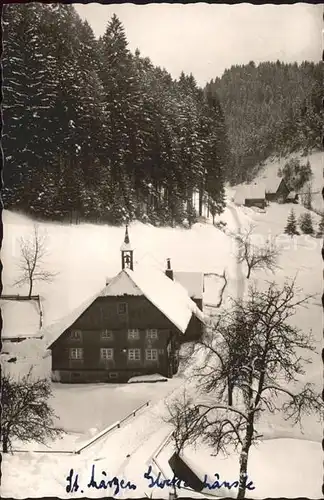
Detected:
left=231, top=224, right=280, bottom=279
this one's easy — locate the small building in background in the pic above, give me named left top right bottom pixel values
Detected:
left=234, top=184, right=266, bottom=209
left=1, top=295, right=43, bottom=342
left=265, top=177, right=290, bottom=203
left=286, top=191, right=299, bottom=204
left=46, top=226, right=205, bottom=384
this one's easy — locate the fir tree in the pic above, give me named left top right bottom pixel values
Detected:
left=284, top=209, right=298, bottom=236
left=100, top=15, right=134, bottom=183
left=299, top=212, right=314, bottom=235
left=202, top=84, right=227, bottom=215
left=2, top=4, right=41, bottom=208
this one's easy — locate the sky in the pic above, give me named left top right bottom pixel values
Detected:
left=75, top=3, right=322, bottom=87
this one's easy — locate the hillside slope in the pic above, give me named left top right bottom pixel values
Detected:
left=210, top=61, right=322, bottom=183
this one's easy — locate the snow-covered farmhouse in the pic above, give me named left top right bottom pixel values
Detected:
left=265, top=177, right=290, bottom=202
left=1, top=295, right=43, bottom=342
left=46, top=227, right=205, bottom=383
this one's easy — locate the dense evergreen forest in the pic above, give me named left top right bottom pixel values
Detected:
left=2, top=4, right=322, bottom=225
left=2, top=3, right=227, bottom=225
left=211, top=60, right=322, bottom=183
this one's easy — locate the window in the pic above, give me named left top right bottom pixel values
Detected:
left=146, top=329, right=158, bottom=339
left=117, top=302, right=128, bottom=315
left=100, top=348, right=114, bottom=360
left=146, top=349, right=158, bottom=361
left=128, top=348, right=141, bottom=361
left=69, top=329, right=82, bottom=341
left=69, top=348, right=83, bottom=360
left=128, top=329, right=140, bottom=340
left=101, top=329, right=113, bottom=340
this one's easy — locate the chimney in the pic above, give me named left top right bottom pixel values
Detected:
left=165, top=258, right=173, bottom=281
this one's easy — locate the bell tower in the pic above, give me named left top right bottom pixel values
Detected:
left=120, top=224, right=134, bottom=271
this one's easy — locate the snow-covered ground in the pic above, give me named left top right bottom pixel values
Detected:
left=156, top=437, right=322, bottom=499
left=2, top=207, right=240, bottom=331
left=1, top=179, right=322, bottom=498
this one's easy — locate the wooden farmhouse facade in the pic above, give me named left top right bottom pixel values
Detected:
left=46, top=227, right=205, bottom=383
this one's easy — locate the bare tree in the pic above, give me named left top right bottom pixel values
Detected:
left=13, top=224, right=57, bottom=298
left=233, top=224, right=280, bottom=279
left=177, top=306, right=251, bottom=407
left=167, top=280, right=323, bottom=499
left=1, top=370, right=64, bottom=453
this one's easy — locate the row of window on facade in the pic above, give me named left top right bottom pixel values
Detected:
left=69, top=328, right=159, bottom=341
left=69, top=347, right=161, bottom=361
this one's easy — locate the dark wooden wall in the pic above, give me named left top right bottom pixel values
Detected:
left=245, top=198, right=266, bottom=209
left=51, top=295, right=186, bottom=382
left=266, top=180, right=290, bottom=202
left=181, top=298, right=203, bottom=342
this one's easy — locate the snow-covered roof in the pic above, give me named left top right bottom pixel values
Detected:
left=120, top=241, right=133, bottom=251
left=101, top=265, right=205, bottom=333
left=44, top=291, right=100, bottom=349
left=105, top=269, right=204, bottom=300
left=100, top=270, right=142, bottom=296
left=45, top=265, right=205, bottom=348
left=234, top=184, right=266, bottom=204
left=264, top=177, right=285, bottom=194
left=173, top=272, right=204, bottom=299
left=1, top=298, right=41, bottom=340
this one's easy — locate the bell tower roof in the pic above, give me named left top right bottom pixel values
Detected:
left=120, top=224, right=133, bottom=251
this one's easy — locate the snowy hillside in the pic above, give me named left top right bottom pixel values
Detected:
left=2, top=208, right=241, bottom=330
left=255, top=150, right=322, bottom=212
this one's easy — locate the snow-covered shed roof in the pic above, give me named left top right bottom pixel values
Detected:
left=45, top=265, right=205, bottom=348
left=234, top=184, right=266, bottom=204
left=173, top=272, right=204, bottom=299
left=1, top=298, right=42, bottom=340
